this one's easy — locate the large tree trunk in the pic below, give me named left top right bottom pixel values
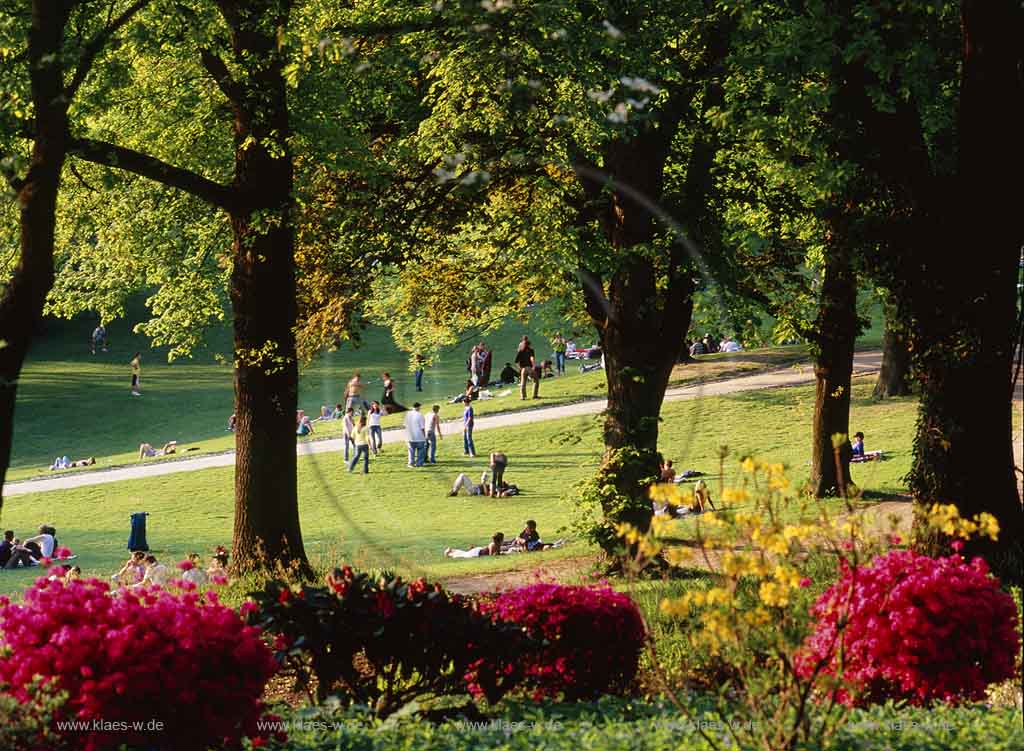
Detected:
left=873, top=315, right=912, bottom=398
left=573, top=17, right=731, bottom=554
left=0, top=1, right=70, bottom=512
left=213, top=0, right=311, bottom=576
left=808, top=226, right=857, bottom=498
left=576, top=123, right=698, bottom=553
left=909, top=0, right=1023, bottom=577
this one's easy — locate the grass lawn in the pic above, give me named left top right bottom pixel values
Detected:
left=0, top=379, right=918, bottom=597
left=7, top=306, right=839, bottom=483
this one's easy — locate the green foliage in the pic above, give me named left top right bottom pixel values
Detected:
left=572, top=445, right=659, bottom=555
left=0, top=677, right=69, bottom=751
left=244, top=570, right=526, bottom=716
left=252, top=698, right=1023, bottom=751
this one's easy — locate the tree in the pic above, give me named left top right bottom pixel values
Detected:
left=903, top=0, right=1023, bottom=568
left=872, top=298, right=912, bottom=399
left=325, top=1, right=739, bottom=552
left=63, top=0, right=312, bottom=575
left=0, top=0, right=150, bottom=513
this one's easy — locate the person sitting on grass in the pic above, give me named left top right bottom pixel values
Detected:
left=0, top=530, right=14, bottom=568
left=512, top=520, right=557, bottom=551
left=297, top=414, right=315, bottom=436
left=207, top=546, right=229, bottom=580
left=499, top=362, right=517, bottom=384
left=445, top=532, right=504, bottom=558
left=227, top=413, right=237, bottom=431
left=139, top=441, right=177, bottom=460
left=112, top=551, right=148, bottom=586
left=3, top=537, right=36, bottom=569
left=660, top=459, right=676, bottom=483
left=850, top=431, right=885, bottom=462
left=132, top=555, right=171, bottom=588
left=181, top=552, right=209, bottom=587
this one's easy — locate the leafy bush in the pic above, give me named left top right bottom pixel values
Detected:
left=0, top=578, right=277, bottom=751
left=799, top=549, right=1020, bottom=706
left=247, top=698, right=1024, bottom=751
left=476, top=583, right=646, bottom=700
left=244, top=568, right=525, bottom=716
left=0, top=678, right=68, bottom=751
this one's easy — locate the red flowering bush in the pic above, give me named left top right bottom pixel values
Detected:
left=0, top=578, right=277, bottom=751
left=245, top=568, right=526, bottom=716
left=476, top=583, right=647, bottom=700
left=798, top=550, right=1020, bottom=706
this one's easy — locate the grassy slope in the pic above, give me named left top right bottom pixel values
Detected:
left=0, top=379, right=917, bottom=596
left=9, top=309, right=823, bottom=482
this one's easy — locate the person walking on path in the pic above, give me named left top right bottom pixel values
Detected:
left=552, top=333, right=567, bottom=375
left=129, top=352, right=142, bottom=396
left=463, top=399, right=476, bottom=457
left=426, top=404, right=442, bottom=464
left=514, top=336, right=537, bottom=400
left=368, top=401, right=383, bottom=455
left=404, top=402, right=427, bottom=467
left=342, top=407, right=356, bottom=462
left=347, top=414, right=371, bottom=473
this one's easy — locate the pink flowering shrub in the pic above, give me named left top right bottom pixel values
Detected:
left=0, top=578, right=278, bottom=751
left=798, top=550, right=1020, bottom=706
left=476, top=583, right=647, bottom=700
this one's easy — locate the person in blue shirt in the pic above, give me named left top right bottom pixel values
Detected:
left=463, top=401, right=476, bottom=457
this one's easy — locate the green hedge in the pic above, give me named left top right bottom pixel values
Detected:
left=253, top=699, right=1023, bottom=751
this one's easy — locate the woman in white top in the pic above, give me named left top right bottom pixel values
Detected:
left=133, top=555, right=171, bottom=588
left=181, top=552, right=209, bottom=588
left=368, top=402, right=383, bottom=455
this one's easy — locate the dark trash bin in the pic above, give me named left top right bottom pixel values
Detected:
left=128, top=512, right=149, bottom=552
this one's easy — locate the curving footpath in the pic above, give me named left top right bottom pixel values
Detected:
left=4, top=352, right=885, bottom=498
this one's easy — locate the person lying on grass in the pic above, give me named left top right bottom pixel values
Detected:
left=50, top=456, right=95, bottom=470
left=139, top=441, right=177, bottom=459
left=445, top=532, right=504, bottom=558
left=447, top=472, right=520, bottom=497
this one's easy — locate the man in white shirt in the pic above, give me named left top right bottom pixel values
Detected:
left=405, top=402, right=427, bottom=467
left=425, top=405, right=443, bottom=464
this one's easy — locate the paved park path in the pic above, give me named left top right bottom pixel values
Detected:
left=5, top=351, right=886, bottom=498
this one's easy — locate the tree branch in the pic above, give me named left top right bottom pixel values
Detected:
left=67, top=136, right=236, bottom=211
left=64, top=0, right=151, bottom=102
left=199, top=48, right=244, bottom=108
